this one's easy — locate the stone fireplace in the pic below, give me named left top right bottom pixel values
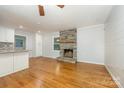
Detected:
left=57, top=29, right=77, bottom=63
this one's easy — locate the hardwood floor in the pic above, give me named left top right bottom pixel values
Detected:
left=0, top=57, right=118, bottom=88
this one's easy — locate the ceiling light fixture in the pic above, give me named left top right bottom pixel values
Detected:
left=38, top=30, right=41, bottom=33
left=37, top=22, right=41, bottom=25
left=19, top=25, right=23, bottom=29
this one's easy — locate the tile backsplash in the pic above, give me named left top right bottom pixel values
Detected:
left=0, top=42, right=14, bottom=50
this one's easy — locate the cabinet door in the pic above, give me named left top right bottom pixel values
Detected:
left=0, top=26, right=6, bottom=42
left=0, top=53, right=13, bottom=77
left=0, top=26, right=14, bottom=42
left=5, top=28, right=14, bottom=43
left=13, top=52, right=29, bottom=72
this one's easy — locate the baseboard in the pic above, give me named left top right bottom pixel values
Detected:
left=105, top=65, right=123, bottom=88
left=77, top=60, right=104, bottom=65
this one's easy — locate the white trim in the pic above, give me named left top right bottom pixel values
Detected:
left=77, top=60, right=104, bottom=65
left=78, top=24, right=104, bottom=31
left=105, top=65, right=123, bottom=88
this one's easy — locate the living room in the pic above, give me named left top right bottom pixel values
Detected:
left=0, top=3, right=123, bottom=91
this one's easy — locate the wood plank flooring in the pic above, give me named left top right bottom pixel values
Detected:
left=0, top=57, right=118, bottom=88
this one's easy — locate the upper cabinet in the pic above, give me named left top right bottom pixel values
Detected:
left=6, top=28, right=15, bottom=42
left=0, top=26, right=15, bottom=43
left=0, top=26, right=5, bottom=42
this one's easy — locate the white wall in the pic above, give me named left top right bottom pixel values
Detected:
left=15, top=29, right=36, bottom=57
left=105, top=6, right=124, bottom=87
left=35, top=33, right=42, bottom=57
left=42, top=25, right=104, bottom=65
left=42, top=32, right=60, bottom=58
left=77, top=24, right=105, bottom=65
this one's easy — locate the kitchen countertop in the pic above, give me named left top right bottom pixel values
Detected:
left=0, top=49, right=30, bottom=54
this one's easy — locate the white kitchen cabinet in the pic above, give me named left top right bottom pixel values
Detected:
left=13, top=52, right=29, bottom=72
left=0, top=26, right=6, bottom=42
left=0, top=51, right=29, bottom=77
left=5, top=28, right=15, bottom=42
left=0, top=53, right=13, bottom=77
left=0, top=26, right=14, bottom=42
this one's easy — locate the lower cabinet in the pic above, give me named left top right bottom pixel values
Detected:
left=0, top=53, right=13, bottom=77
left=13, top=52, right=29, bottom=72
left=0, top=52, right=29, bottom=77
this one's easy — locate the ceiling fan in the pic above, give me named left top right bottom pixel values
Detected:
left=38, top=5, right=64, bottom=16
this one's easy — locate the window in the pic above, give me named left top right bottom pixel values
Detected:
left=15, top=35, right=26, bottom=49
left=54, top=37, right=60, bottom=50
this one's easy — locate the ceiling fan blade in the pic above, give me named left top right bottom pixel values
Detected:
left=57, top=5, right=64, bottom=8
left=38, top=5, right=45, bottom=16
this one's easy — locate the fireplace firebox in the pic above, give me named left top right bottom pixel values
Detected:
left=64, top=49, right=73, bottom=58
